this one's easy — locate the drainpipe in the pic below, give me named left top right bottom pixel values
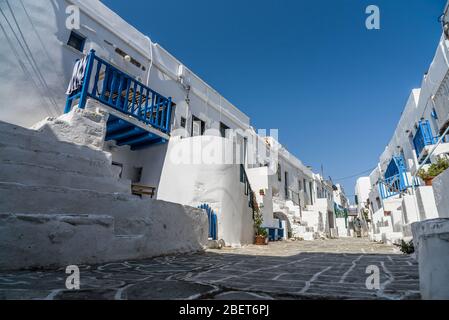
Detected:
left=144, top=36, right=153, bottom=87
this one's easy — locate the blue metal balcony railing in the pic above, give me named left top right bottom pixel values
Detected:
left=413, top=120, right=438, bottom=161
left=379, top=174, right=402, bottom=199
left=65, top=50, right=173, bottom=134
left=378, top=155, right=420, bottom=199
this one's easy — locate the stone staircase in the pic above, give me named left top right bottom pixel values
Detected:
left=272, top=198, right=318, bottom=240
left=0, top=108, right=207, bottom=270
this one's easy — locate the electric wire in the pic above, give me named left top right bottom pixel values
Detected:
left=1, top=2, right=59, bottom=116
left=6, top=0, right=60, bottom=115
left=332, top=167, right=377, bottom=182
left=0, top=11, right=53, bottom=116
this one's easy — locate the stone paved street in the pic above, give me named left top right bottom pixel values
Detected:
left=0, top=238, right=420, bottom=300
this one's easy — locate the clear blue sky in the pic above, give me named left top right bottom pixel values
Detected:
left=102, top=0, right=446, bottom=198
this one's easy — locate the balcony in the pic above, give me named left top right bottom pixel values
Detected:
left=413, top=120, right=438, bottom=163
left=378, top=156, right=419, bottom=199
left=65, top=50, right=173, bottom=150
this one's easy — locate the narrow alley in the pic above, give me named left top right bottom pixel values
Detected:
left=0, top=238, right=419, bottom=300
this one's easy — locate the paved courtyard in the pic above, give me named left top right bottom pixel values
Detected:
left=0, top=238, right=420, bottom=300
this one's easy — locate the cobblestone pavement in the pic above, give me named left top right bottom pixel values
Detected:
left=0, top=238, right=420, bottom=300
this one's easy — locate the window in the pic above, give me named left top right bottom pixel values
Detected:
left=114, top=47, right=146, bottom=71
left=67, top=31, right=86, bottom=52
left=284, top=172, right=289, bottom=199
left=309, top=181, right=314, bottom=205
left=180, top=117, right=186, bottom=128
left=277, top=164, right=282, bottom=181
left=220, top=122, right=230, bottom=138
left=191, top=115, right=205, bottom=136
left=298, top=180, right=302, bottom=191
left=243, top=137, right=248, bottom=166
left=303, top=179, right=307, bottom=194
left=355, top=195, right=359, bottom=205
left=131, top=166, right=143, bottom=184
left=376, top=197, right=381, bottom=211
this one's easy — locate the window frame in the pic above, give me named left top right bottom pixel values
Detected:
left=219, top=122, right=230, bottom=138
left=67, top=31, right=86, bottom=53
left=180, top=117, right=186, bottom=128
left=191, top=115, right=205, bottom=136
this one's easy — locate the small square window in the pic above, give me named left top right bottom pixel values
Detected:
left=220, top=122, right=229, bottom=138
left=180, top=117, right=186, bottom=128
left=67, top=31, right=86, bottom=52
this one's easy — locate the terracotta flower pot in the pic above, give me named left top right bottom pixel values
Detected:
left=424, top=178, right=434, bottom=186
left=255, top=235, right=267, bottom=245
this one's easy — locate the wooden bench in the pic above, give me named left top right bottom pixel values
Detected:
left=131, top=184, right=156, bottom=198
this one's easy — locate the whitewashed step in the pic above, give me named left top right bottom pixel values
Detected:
left=0, top=182, right=141, bottom=216
left=0, top=181, right=156, bottom=238
left=303, top=232, right=315, bottom=241
left=0, top=123, right=110, bottom=163
left=0, top=161, right=130, bottom=194
left=0, top=212, right=145, bottom=270
left=0, top=145, right=114, bottom=178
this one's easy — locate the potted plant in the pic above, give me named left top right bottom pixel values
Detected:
left=418, top=157, right=449, bottom=186
left=255, top=227, right=268, bottom=245
left=253, top=198, right=268, bottom=245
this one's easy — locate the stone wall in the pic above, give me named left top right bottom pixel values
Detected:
left=0, top=109, right=208, bottom=270
left=0, top=202, right=207, bottom=270
left=432, top=168, right=449, bottom=218
left=412, top=218, right=449, bottom=299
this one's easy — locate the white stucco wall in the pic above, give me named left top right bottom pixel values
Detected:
left=412, top=218, right=449, bottom=299
left=355, top=177, right=372, bottom=211
left=416, top=186, right=440, bottom=220
left=268, top=146, right=314, bottom=210
left=156, top=135, right=254, bottom=247
left=246, top=166, right=276, bottom=228
left=432, top=168, right=449, bottom=218
left=402, top=194, right=420, bottom=225
left=336, top=218, right=349, bottom=237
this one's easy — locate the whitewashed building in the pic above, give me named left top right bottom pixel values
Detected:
left=332, top=184, right=351, bottom=237
left=0, top=0, right=336, bottom=268
left=359, top=4, right=449, bottom=245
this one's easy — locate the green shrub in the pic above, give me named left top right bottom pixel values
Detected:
left=253, top=197, right=267, bottom=237
left=399, top=239, right=415, bottom=254
left=418, top=157, right=449, bottom=180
